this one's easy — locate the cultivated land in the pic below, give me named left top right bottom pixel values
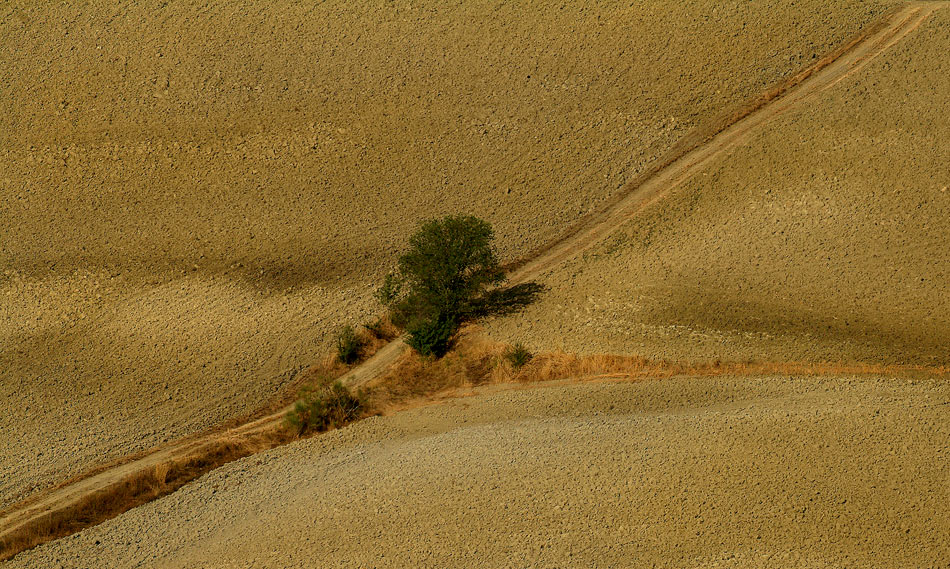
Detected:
left=485, top=6, right=950, bottom=366
left=10, top=376, right=950, bottom=568
left=3, top=0, right=949, bottom=566
left=0, top=0, right=898, bottom=508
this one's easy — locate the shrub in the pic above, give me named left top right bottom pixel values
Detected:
left=504, top=342, right=532, bottom=368
left=285, top=381, right=365, bottom=435
left=406, top=313, right=457, bottom=358
left=335, top=325, right=364, bottom=364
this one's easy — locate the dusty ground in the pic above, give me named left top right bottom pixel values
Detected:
left=0, top=1, right=897, bottom=508
left=9, top=375, right=949, bottom=568
left=485, top=6, right=950, bottom=367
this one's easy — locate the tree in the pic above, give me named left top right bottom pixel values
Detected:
left=379, top=215, right=505, bottom=356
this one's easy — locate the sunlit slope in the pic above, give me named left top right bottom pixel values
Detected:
left=10, top=376, right=949, bottom=568
left=485, top=8, right=950, bottom=366
left=0, top=0, right=894, bottom=277
left=0, top=0, right=893, bottom=508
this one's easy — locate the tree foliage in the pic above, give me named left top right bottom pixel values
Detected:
left=405, top=312, right=458, bottom=357
left=378, top=215, right=545, bottom=357
left=400, top=216, right=504, bottom=316
left=378, top=216, right=503, bottom=356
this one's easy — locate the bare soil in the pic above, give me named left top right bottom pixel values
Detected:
left=0, top=0, right=897, bottom=509
left=485, top=4, right=950, bottom=367
left=8, top=375, right=949, bottom=568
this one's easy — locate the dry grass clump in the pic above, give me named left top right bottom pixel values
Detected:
left=351, top=316, right=399, bottom=359
left=363, top=331, right=497, bottom=408
left=362, top=317, right=400, bottom=344
left=500, top=348, right=950, bottom=386
left=363, top=327, right=652, bottom=409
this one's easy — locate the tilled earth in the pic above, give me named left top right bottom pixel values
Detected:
left=484, top=6, right=950, bottom=367
left=0, top=0, right=895, bottom=508
left=9, top=375, right=949, bottom=568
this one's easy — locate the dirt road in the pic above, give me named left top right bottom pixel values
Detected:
left=5, top=0, right=892, bottom=515
left=11, top=374, right=950, bottom=568
left=485, top=0, right=950, bottom=366
left=1, top=2, right=942, bottom=560
left=507, top=1, right=945, bottom=286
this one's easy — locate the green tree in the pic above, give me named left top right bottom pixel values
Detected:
left=379, top=216, right=505, bottom=356
left=400, top=216, right=505, bottom=316
left=380, top=215, right=545, bottom=357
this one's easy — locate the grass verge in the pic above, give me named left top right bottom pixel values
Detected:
left=363, top=326, right=950, bottom=413
left=0, top=429, right=291, bottom=561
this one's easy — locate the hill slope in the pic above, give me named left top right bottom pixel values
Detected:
left=485, top=5, right=950, bottom=366
left=0, top=1, right=895, bottom=508
left=9, top=375, right=949, bottom=568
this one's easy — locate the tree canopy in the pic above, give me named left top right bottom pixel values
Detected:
left=379, top=216, right=505, bottom=356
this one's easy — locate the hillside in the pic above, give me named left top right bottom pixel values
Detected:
left=0, top=0, right=896, bottom=509
left=485, top=5, right=950, bottom=367
left=10, top=375, right=949, bottom=568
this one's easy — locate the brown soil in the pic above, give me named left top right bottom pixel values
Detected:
left=0, top=0, right=898, bottom=510
left=4, top=320, right=946, bottom=561
left=5, top=1, right=949, bottom=565
left=0, top=329, right=397, bottom=561
left=485, top=3, right=950, bottom=367
left=8, top=374, right=950, bottom=568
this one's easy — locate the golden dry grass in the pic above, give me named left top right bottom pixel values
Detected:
left=364, top=326, right=950, bottom=413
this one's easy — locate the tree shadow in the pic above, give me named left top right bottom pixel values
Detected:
left=468, top=282, right=547, bottom=320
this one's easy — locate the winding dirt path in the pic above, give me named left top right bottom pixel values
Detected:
left=1, top=2, right=943, bottom=559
